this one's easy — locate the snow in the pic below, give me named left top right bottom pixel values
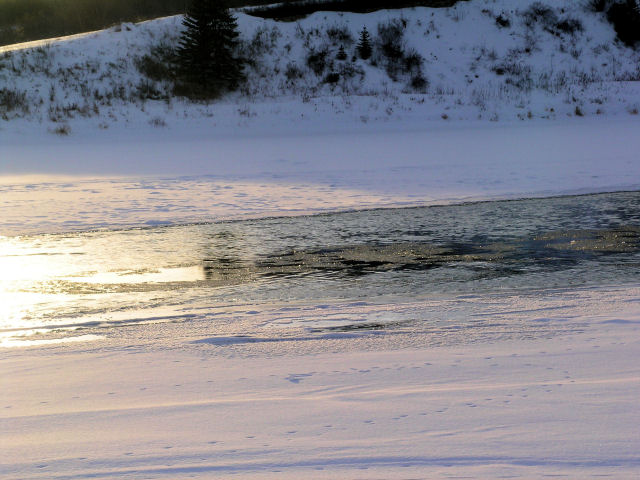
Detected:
left=1, top=1, right=639, bottom=478
left=1, top=116, right=639, bottom=235
left=3, top=285, right=640, bottom=479
left=2, top=0, right=640, bottom=130
left=1, top=0, right=639, bottom=234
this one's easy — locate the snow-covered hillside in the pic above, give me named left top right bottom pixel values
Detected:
left=1, top=0, right=639, bottom=135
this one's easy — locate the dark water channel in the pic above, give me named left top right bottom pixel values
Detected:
left=202, top=191, right=640, bottom=292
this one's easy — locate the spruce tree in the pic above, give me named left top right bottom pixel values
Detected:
left=356, top=26, right=372, bottom=60
left=607, top=0, right=640, bottom=46
left=176, top=0, right=244, bottom=98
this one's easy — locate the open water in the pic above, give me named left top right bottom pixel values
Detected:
left=1, top=191, right=639, bottom=347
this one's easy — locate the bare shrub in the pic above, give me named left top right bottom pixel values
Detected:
left=246, top=25, right=282, bottom=57
left=376, top=19, right=405, bottom=63
left=50, top=124, right=71, bottom=135
left=135, top=80, right=167, bottom=101
left=306, top=48, right=330, bottom=76
left=403, top=48, right=423, bottom=75
left=495, top=13, right=510, bottom=28
left=522, top=2, right=557, bottom=26
left=285, top=62, right=304, bottom=81
left=554, top=18, right=583, bottom=35
left=408, top=73, right=428, bottom=93
left=326, top=24, right=353, bottom=46
left=0, top=88, right=29, bottom=118
left=374, top=18, right=426, bottom=87
left=149, top=116, right=167, bottom=127
left=324, top=72, right=340, bottom=84
left=522, top=2, right=583, bottom=36
left=135, top=43, right=175, bottom=82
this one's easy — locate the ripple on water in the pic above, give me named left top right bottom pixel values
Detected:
left=1, top=191, right=639, bottom=345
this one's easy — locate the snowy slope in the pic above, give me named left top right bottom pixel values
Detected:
left=0, top=0, right=638, bottom=133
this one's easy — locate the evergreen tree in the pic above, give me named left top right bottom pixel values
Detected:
left=607, top=0, right=640, bottom=46
left=336, top=45, right=347, bottom=61
left=176, top=0, right=244, bottom=97
left=356, top=26, right=372, bottom=60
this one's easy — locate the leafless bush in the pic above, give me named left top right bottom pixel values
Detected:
left=50, top=124, right=71, bottom=135
left=0, top=88, right=29, bottom=118
left=326, top=24, right=353, bottom=46
left=149, top=116, right=167, bottom=127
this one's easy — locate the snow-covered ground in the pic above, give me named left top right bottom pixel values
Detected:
left=1, top=115, right=640, bottom=235
left=3, top=284, right=640, bottom=479
left=1, top=1, right=639, bottom=478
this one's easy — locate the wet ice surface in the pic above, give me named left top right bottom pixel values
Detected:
left=1, top=191, right=639, bottom=349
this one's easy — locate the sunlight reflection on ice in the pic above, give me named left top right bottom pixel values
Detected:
left=0, top=334, right=103, bottom=348
left=67, top=266, right=205, bottom=284
left=0, top=233, right=205, bottom=337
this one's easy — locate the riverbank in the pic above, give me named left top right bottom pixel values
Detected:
left=2, top=116, right=640, bottom=236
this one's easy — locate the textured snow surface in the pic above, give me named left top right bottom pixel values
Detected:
left=3, top=287, right=640, bottom=479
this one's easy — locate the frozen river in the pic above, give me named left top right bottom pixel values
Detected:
left=1, top=191, right=639, bottom=348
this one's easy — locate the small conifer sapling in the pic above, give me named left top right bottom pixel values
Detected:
left=356, top=26, right=372, bottom=60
